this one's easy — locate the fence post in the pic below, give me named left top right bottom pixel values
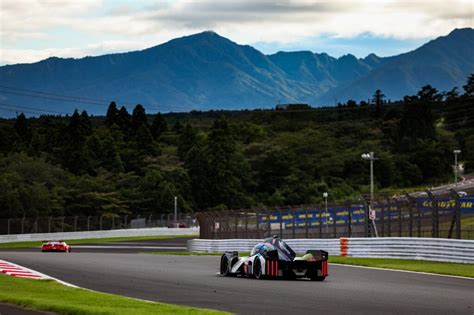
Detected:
left=319, top=208, right=323, bottom=238
left=387, top=198, right=392, bottom=237
left=74, top=216, right=78, bottom=232
left=160, top=214, right=165, bottom=227
left=291, top=206, right=296, bottom=239
left=448, top=189, right=462, bottom=239
left=7, top=218, right=11, bottom=235
left=405, top=194, right=417, bottom=237
left=347, top=204, right=352, bottom=237
left=234, top=211, right=239, bottom=239
left=21, top=217, right=25, bottom=234
left=87, top=216, right=91, bottom=231
left=364, top=200, right=369, bottom=237
left=34, top=218, right=38, bottom=234
left=256, top=209, right=260, bottom=239
left=48, top=216, right=52, bottom=233
left=380, top=201, right=385, bottom=237
left=426, top=190, right=439, bottom=238
left=245, top=208, right=249, bottom=239
left=278, top=208, right=283, bottom=238
left=61, top=217, right=65, bottom=232
left=305, top=207, right=309, bottom=239
left=455, top=192, right=461, bottom=240
left=397, top=200, right=402, bottom=237
left=112, top=215, right=115, bottom=229
left=333, top=206, right=337, bottom=238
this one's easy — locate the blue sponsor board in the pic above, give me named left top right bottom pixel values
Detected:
left=260, top=205, right=366, bottom=228
left=416, top=197, right=474, bottom=214
left=259, top=197, right=474, bottom=229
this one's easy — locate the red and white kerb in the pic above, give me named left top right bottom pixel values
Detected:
left=0, top=260, right=51, bottom=279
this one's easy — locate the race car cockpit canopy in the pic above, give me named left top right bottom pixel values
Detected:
left=250, top=236, right=296, bottom=261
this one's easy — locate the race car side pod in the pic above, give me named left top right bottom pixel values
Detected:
left=266, top=260, right=279, bottom=277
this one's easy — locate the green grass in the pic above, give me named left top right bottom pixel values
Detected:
left=147, top=252, right=473, bottom=278
left=329, top=256, right=474, bottom=278
left=0, top=275, right=227, bottom=315
left=0, top=235, right=196, bottom=249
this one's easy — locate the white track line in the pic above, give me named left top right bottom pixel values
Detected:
left=330, top=263, right=474, bottom=280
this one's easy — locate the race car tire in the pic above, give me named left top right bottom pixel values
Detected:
left=68, top=248, right=71, bottom=253
left=220, top=256, right=230, bottom=276
left=307, top=270, right=326, bottom=281
left=309, top=273, right=326, bottom=281
left=253, top=260, right=263, bottom=280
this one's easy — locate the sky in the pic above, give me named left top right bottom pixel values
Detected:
left=0, top=0, right=473, bottom=65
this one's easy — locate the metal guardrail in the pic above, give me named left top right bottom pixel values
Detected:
left=0, top=227, right=199, bottom=243
left=187, top=237, right=474, bottom=264
left=187, top=238, right=341, bottom=257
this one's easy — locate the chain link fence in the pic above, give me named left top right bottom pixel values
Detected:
left=0, top=213, right=198, bottom=235
left=197, top=190, right=474, bottom=240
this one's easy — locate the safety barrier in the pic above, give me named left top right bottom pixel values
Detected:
left=0, top=227, right=199, bottom=243
left=187, top=237, right=474, bottom=264
left=187, top=238, right=341, bottom=256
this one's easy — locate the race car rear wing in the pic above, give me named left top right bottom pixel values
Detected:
left=306, top=250, right=328, bottom=261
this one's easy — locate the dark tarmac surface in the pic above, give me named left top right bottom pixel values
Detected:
left=0, top=303, right=54, bottom=315
left=0, top=237, right=192, bottom=253
left=1, top=247, right=473, bottom=314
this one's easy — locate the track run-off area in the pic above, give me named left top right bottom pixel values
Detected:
left=1, top=238, right=473, bottom=314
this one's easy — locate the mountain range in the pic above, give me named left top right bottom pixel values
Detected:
left=0, top=28, right=473, bottom=116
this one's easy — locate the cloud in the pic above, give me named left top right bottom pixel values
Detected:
left=1, top=0, right=473, bottom=64
left=0, top=40, right=154, bottom=65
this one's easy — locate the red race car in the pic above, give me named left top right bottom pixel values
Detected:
left=41, top=240, right=72, bottom=253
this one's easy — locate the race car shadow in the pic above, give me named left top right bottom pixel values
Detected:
left=215, top=273, right=325, bottom=282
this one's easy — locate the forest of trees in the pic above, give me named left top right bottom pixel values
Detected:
left=0, top=75, right=473, bottom=219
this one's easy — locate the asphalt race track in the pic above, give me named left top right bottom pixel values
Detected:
left=1, top=243, right=473, bottom=314
left=0, top=237, right=192, bottom=253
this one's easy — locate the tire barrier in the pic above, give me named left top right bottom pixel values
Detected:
left=187, top=237, right=474, bottom=264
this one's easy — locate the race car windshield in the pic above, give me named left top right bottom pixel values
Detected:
left=263, top=237, right=296, bottom=261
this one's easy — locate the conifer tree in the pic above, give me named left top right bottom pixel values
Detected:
left=105, top=101, right=118, bottom=126
left=131, top=104, right=147, bottom=130
left=150, top=113, right=168, bottom=139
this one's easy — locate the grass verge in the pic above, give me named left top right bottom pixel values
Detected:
left=147, top=251, right=474, bottom=278
left=0, top=235, right=196, bottom=249
left=329, top=256, right=474, bottom=278
left=0, top=274, right=227, bottom=315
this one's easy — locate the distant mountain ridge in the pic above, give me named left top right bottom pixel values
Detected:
left=0, top=28, right=473, bottom=116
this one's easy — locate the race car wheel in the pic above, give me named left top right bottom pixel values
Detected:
left=220, top=256, right=230, bottom=276
left=253, top=260, right=263, bottom=280
left=308, top=273, right=326, bottom=281
left=307, top=270, right=326, bottom=281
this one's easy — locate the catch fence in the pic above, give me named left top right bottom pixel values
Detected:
left=196, top=190, right=474, bottom=240
left=0, top=213, right=197, bottom=235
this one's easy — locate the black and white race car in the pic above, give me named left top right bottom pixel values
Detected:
left=220, top=236, right=328, bottom=281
